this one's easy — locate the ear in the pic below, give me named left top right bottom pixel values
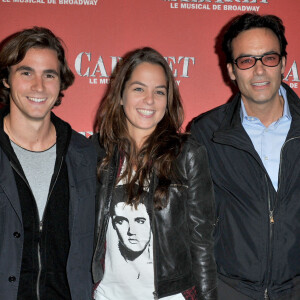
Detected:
left=3, top=78, right=10, bottom=88
left=281, top=56, right=287, bottom=77
left=227, top=63, right=236, bottom=81
left=120, top=98, right=123, bottom=105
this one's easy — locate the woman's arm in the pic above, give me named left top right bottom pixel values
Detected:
left=185, top=142, right=217, bottom=300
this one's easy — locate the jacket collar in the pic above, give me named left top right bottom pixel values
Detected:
left=212, top=82, right=300, bottom=172
left=212, top=92, right=256, bottom=156
left=213, top=82, right=300, bottom=145
left=282, top=82, right=300, bottom=139
left=0, top=106, right=72, bottom=166
left=0, top=106, right=72, bottom=223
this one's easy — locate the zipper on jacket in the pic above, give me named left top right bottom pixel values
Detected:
left=269, top=211, right=274, bottom=224
left=264, top=288, right=269, bottom=299
left=11, top=157, right=64, bottom=300
left=36, top=224, right=42, bottom=300
left=36, top=157, right=64, bottom=300
left=263, top=137, right=300, bottom=298
left=264, top=174, right=274, bottom=299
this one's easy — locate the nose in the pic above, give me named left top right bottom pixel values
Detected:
left=127, top=229, right=134, bottom=236
left=144, top=91, right=154, bottom=105
left=31, top=76, right=45, bottom=92
left=253, top=59, right=266, bottom=75
left=127, top=222, right=135, bottom=236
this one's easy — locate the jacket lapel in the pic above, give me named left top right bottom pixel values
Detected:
left=0, top=149, right=23, bottom=223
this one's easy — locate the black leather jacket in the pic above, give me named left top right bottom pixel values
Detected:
left=91, top=135, right=217, bottom=299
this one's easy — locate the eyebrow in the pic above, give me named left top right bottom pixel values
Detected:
left=15, top=65, right=59, bottom=76
left=129, top=81, right=167, bottom=89
left=113, top=216, right=128, bottom=222
left=236, top=51, right=279, bottom=58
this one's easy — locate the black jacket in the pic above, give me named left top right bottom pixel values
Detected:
left=0, top=108, right=97, bottom=300
left=91, top=135, right=217, bottom=299
left=191, top=83, right=300, bottom=300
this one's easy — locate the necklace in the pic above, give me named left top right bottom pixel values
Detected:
left=4, top=117, right=25, bottom=149
left=3, top=117, right=56, bottom=151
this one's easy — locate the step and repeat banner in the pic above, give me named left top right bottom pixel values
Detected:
left=0, top=0, right=299, bottom=135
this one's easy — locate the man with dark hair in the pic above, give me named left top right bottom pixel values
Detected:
left=191, top=13, right=300, bottom=300
left=0, top=27, right=96, bottom=300
left=111, top=201, right=151, bottom=261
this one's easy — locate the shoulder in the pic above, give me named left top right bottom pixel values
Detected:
left=190, top=94, right=240, bottom=143
left=51, top=112, right=96, bottom=156
left=70, top=130, right=95, bottom=151
left=174, top=135, right=211, bottom=183
left=177, top=135, right=208, bottom=165
left=192, top=101, right=231, bottom=130
left=282, top=82, right=300, bottom=100
left=68, top=131, right=97, bottom=166
left=283, top=82, right=300, bottom=107
left=89, top=133, right=107, bottom=163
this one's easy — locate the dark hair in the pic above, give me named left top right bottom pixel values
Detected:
left=0, top=26, right=75, bottom=106
left=222, top=13, right=288, bottom=63
left=95, top=47, right=185, bottom=209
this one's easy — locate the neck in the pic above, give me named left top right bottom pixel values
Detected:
left=242, top=96, right=284, bottom=127
left=4, top=114, right=56, bottom=151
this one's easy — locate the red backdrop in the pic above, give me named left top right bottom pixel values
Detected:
left=0, top=0, right=299, bottom=135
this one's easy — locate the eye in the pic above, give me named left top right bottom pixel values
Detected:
left=133, top=87, right=143, bottom=92
left=116, top=219, right=124, bottom=225
left=21, top=71, right=31, bottom=76
left=45, top=73, right=57, bottom=79
left=264, top=55, right=276, bottom=61
left=239, top=57, right=253, bottom=65
left=156, top=90, right=166, bottom=96
left=135, top=218, right=146, bottom=224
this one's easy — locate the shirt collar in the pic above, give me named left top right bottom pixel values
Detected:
left=240, top=84, right=291, bottom=123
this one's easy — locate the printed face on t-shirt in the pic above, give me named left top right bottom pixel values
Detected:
left=112, top=202, right=151, bottom=254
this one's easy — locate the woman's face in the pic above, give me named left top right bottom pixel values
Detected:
left=121, top=62, right=167, bottom=145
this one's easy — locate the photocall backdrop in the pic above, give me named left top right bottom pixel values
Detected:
left=0, top=0, right=299, bottom=135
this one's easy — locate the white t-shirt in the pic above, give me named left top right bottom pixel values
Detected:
left=95, top=169, right=184, bottom=300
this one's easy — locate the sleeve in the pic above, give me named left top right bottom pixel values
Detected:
left=185, top=143, right=217, bottom=300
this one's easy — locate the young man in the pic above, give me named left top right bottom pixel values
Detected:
left=0, top=27, right=97, bottom=300
left=191, top=13, right=300, bottom=300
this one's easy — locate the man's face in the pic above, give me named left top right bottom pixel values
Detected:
left=227, top=28, right=286, bottom=107
left=4, top=47, right=60, bottom=122
left=112, top=202, right=151, bottom=253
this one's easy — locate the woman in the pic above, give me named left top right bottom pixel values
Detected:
left=92, top=47, right=217, bottom=300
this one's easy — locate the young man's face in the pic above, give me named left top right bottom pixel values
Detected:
left=112, top=202, right=151, bottom=254
left=227, top=28, right=286, bottom=107
left=4, top=47, right=60, bottom=122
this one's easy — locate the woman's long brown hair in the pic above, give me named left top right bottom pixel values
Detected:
left=95, top=47, right=185, bottom=210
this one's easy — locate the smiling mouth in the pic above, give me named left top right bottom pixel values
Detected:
left=27, top=97, right=47, bottom=103
left=137, top=109, right=155, bottom=116
left=252, top=82, right=269, bottom=87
